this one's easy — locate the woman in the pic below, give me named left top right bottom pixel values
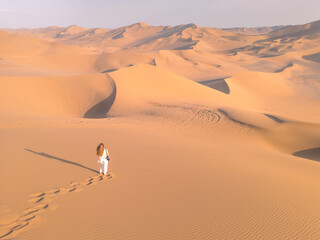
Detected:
left=96, top=143, right=110, bottom=175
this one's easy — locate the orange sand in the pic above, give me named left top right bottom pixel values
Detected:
left=0, top=20, right=319, bottom=239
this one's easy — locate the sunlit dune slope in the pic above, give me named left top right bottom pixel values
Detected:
left=0, top=74, right=115, bottom=119
left=226, top=68, right=320, bottom=123
left=0, top=31, right=93, bottom=59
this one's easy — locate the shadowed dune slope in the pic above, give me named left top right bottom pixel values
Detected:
left=84, top=74, right=116, bottom=118
left=302, top=52, right=320, bottom=63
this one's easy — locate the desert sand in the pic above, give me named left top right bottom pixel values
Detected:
left=0, top=20, right=319, bottom=239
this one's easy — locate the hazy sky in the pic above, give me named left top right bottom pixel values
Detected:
left=0, top=0, right=319, bottom=28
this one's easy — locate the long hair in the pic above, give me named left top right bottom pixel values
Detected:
left=96, top=143, right=104, bottom=156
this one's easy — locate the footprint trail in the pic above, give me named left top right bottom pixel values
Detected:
left=0, top=173, right=113, bottom=239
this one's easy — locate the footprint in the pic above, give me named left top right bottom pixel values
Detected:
left=70, top=182, right=80, bottom=187
left=28, top=197, right=44, bottom=203
left=41, top=204, right=49, bottom=210
left=47, top=188, right=60, bottom=194
left=32, top=203, right=49, bottom=210
left=20, top=215, right=36, bottom=222
left=72, top=188, right=83, bottom=193
left=0, top=230, right=13, bottom=239
left=23, top=209, right=39, bottom=216
left=29, top=192, right=45, bottom=198
left=35, top=197, right=44, bottom=203
left=11, top=221, right=29, bottom=231
left=59, top=187, right=73, bottom=194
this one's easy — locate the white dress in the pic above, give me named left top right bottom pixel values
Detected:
left=98, top=149, right=109, bottom=174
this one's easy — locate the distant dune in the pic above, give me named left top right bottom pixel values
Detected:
left=0, top=20, right=319, bottom=240
left=224, top=25, right=285, bottom=35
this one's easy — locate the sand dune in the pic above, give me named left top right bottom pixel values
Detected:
left=268, top=19, right=320, bottom=38
left=226, top=69, right=320, bottom=123
left=0, top=31, right=93, bottom=59
left=0, top=74, right=115, bottom=119
left=0, top=20, right=320, bottom=239
left=224, top=25, right=285, bottom=35
left=8, top=22, right=257, bottom=53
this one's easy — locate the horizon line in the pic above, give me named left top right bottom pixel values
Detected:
left=1, top=19, right=319, bottom=30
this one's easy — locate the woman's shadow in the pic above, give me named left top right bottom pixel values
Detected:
left=25, top=148, right=99, bottom=173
